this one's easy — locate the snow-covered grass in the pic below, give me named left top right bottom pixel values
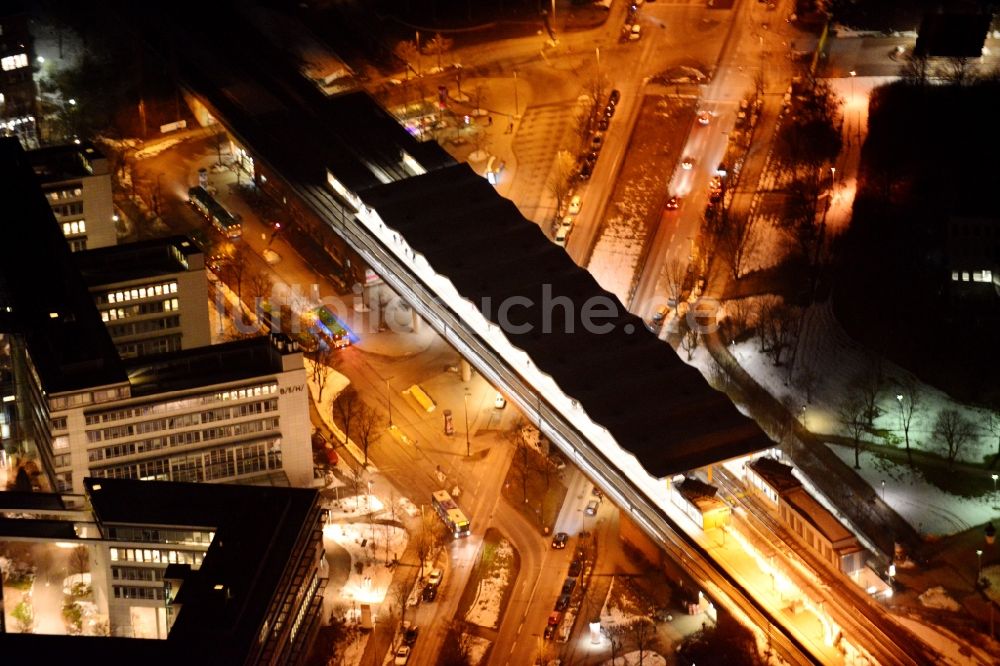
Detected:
left=918, top=586, right=961, bottom=612
left=305, top=358, right=351, bottom=430
left=827, top=446, right=994, bottom=536
left=326, top=495, right=384, bottom=519
left=600, top=576, right=647, bottom=629
left=465, top=537, right=515, bottom=629
left=463, top=633, right=492, bottom=666
left=323, top=522, right=409, bottom=605
left=601, top=651, right=667, bottom=666
left=735, top=301, right=999, bottom=466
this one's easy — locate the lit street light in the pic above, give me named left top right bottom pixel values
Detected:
left=977, top=548, right=984, bottom=585
left=993, top=473, right=999, bottom=509
left=881, top=480, right=886, bottom=502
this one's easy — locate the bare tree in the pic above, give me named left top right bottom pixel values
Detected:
left=900, top=52, right=932, bottom=87
left=852, top=361, right=884, bottom=428
left=425, top=33, right=454, bottom=72
left=987, top=409, right=1000, bottom=467
left=548, top=150, right=577, bottom=216
left=717, top=211, right=760, bottom=280
left=722, top=297, right=755, bottom=343
left=680, top=327, right=700, bottom=361
left=333, top=386, right=362, bottom=451
left=941, top=56, right=975, bottom=86
left=758, top=298, right=800, bottom=366
left=220, top=243, right=251, bottom=302
left=310, top=345, right=336, bottom=403
left=838, top=396, right=868, bottom=469
left=663, top=258, right=687, bottom=312
left=473, top=83, right=488, bottom=116
left=70, top=546, right=89, bottom=579
left=935, top=409, right=976, bottom=469
left=438, top=621, right=470, bottom=666
left=245, top=271, right=273, bottom=319
left=894, top=376, right=920, bottom=464
left=628, top=617, right=656, bottom=665
left=355, top=402, right=383, bottom=467
left=797, top=365, right=819, bottom=404
left=393, top=40, right=420, bottom=79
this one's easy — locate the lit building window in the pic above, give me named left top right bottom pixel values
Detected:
left=1, top=53, right=29, bottom=71
left=951, top=271, right=959, bottom=281
left=962, top=272, right=970, bottom=282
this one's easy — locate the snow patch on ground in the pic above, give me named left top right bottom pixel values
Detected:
left=305, top=357, right=351, bottom=433
left=323, top=522, right=408, bottom=605
left=918, top=586, right=961, bottom=612
left=463, top=633, right=492, bottom=666
left=465, top=537, right=514, bottom=629
left=826, top=447, right=993, bottom=536
left=601, top=651, right=667, bottom=666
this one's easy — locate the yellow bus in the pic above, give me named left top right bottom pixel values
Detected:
left=407, top=384, right=436, bottom=413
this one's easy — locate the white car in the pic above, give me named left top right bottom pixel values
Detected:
left=494, top=392, right=507, bottom=409
left=681, top=156, right=694, bottom=170
left=629, top=24, right=642, bottom=41
left=568, top=195, right=582, bottom=215
left=426, top=569, right=442, bottom=587
left=394, top=645, right=411, bottom=665
left=555, top=218, right=573, bottom=246
left=697, top=111, right=711, bottom=126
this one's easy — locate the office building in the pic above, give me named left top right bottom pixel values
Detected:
left=27, top=141, right=116, bottom=251
left=0, top=138, right=312, bottom=495
left=0, top=477, right=327, bottom=661
left=74, top=236, right=212, bottom=358
left=0, top=0, right=38, bottom=146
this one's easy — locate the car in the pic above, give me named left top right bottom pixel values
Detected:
left=561, top=577, right=577, bottom=595
left=591, top=486, right=604, bottom=499
left=697, top=111, right=711, bottom=126
left=585, top=149, right=599, bottom=164
left=578, top=162, right=593, bottom=180
left=426, top=569, right=442, bottom=587
left=709, top=189, right=722, bottom=203
left=568, top=195, right=582, bottom=215
left=681, top=156, right=694, bottom=170
left=544, top=623, right=557, bottom=640
left=394, top=645, right=411, bottom=665
left=604, top=104, right=615, bottom=118
left=651, top=305, right=669, bottom=324
left=549, top=451, right=567, bottom=469
left=630, top=24, right=642, bottom=41
left=591, top=132, right=604, bottom=150
left=402, top=623, right=419, bottom=645
left=551, top=532, right=569, bottom=549
left=597, top=117, right=609, bottom=131
left=568, top=558, right=583, bottom=577
left=548, top=611, right=562, bottom=626
left=608, top=89, right=621, bottom=106
left=585, top=499, right=599, bottom=516
left=494, top=392, right=507, bottom=409
left=421, top=585, right=438, bottom=602
left=555, top=594, right=571, bottom=611
left=555, top=223, right=572, bottom=247
left=666, top=195, right=680, bottom=210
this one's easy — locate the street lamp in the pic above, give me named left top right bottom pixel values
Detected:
left=993, top=473, right=999, bottom=509
left=881, top=480, right=886, bottom=502
left=385, top=377, right=394, bottom=428
left=463, top=388, right=471, bottom=457
left=977, top=549, right=984, bottom=584
left=849, top=70, right=856, bottom=104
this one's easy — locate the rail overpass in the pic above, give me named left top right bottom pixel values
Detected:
left=114, top=2, right=926, bottom=663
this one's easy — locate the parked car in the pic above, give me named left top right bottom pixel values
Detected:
left=568, top=195, right=582, bottom=215
left=421, top=585, right=438, bottom=602
left=666, top=195, right=680, bottom=210
left=609, top=89, right=621, bottom=106
left=555, top=594, right=571, bottom=611
left=568, top=558, right=583, bottom=577
left=591, top=486, right=604, bottom=499
left=494, top=392, right=507, bottom=409
left=585, top=499, right=599, bottom=516
left=544, top=623, right=557, bottom=640
left=561, top=577, right=577, bottom=595
left=604, top=104, right=615, bottom=118
left=578, top=161, right=593, bottom=180
left=585, top=149, right=599, bottom=164
left=591, top=133, right=604, bottom=150
left=548, top=611, right=562, bottom=626
left=426, top=569, right=443, bottom=587
left=552, top=532, right=569, bottom=549
left=597, top=117, right=609, bottom=131
left=394, top=645, right=411, bottom=665
left=630, top=24, right=642, bottom=41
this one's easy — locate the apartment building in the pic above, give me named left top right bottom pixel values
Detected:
left=0, top=1, right=39, bottom=146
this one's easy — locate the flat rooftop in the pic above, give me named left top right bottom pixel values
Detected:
left=360, top=164, right=773, bottom=478
left=75, top=235, right=201, bottom=286
left=783, top=487, right=859, bottom=548
left=0, top=138, right=126, bottom=394
left=26, top=141, right=108, bottom=182
left=122, top=335, right=294, bottom=398
left=4, top=477, right=321, bottom=663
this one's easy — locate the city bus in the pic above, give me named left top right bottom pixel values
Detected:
left=431, top=490, right=470, bottom=538
left=188, top=186, right=242, bottom=239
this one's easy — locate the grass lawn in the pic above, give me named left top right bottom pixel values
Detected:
left=501, top=446, right=568, bottom=535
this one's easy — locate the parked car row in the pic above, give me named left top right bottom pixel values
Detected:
left=621, top=3, right=643, bottom=42
left=543, top=536, right=590, bottom=640
left=579, top=89, right=620, bottom=182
